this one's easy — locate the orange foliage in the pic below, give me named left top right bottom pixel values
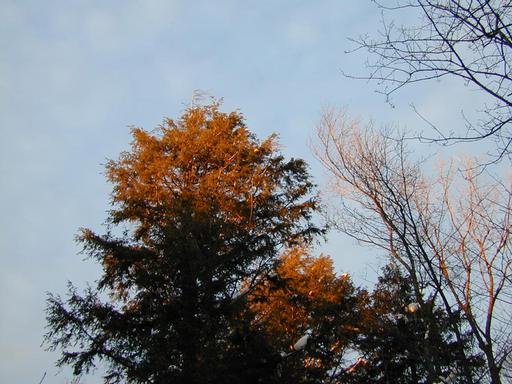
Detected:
left=106, top=101, right=292, bottom=240
left=249, top=247, right=355, bottom=351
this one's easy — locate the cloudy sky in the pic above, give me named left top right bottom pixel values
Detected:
left=0, top=1, right=491, bottom=382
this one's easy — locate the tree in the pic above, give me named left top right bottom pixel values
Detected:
left=341, top=263, right=484, bottom=384
left=314, top=109, right=512, bottom=383
left=247, top=247, right=364, bottom=383
left=44, top=100, right=322, bottom=384
left=349, top=0, right=512, bottom=164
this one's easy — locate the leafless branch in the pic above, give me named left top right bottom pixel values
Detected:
left=314, top=109, right=512, bottom=383
left=349, top=0, right=512, bottom=165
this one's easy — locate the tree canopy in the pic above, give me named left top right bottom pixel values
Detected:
left=44, top=98, right=501, bottom=384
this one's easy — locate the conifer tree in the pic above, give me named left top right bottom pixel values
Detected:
left=45, top=100, right=322, bottom=384
left=341, top=264, right=484, bottom=384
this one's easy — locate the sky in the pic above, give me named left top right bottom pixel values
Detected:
left=0, top=1, right=493, bottom=383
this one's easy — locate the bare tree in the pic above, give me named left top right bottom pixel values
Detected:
left=314, top=109, right=512, bottom=383
left=349, top=0, right=512, bottom=164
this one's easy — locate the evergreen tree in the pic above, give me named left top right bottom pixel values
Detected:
left=44, top=100, right=322, bottom=384
left=339, top=264, right=484, bottom=384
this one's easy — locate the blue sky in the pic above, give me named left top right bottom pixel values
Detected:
left=0, top=1, right=490, bottom=382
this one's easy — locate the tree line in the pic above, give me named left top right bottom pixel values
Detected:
left=45, top=99, right=510, bottom=383
left=45, top=1, right=512, bottom=382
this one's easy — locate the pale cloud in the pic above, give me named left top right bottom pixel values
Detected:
left=286, top=20, right=319, bottom=46
left=81, top=1, right=180, bottom=53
